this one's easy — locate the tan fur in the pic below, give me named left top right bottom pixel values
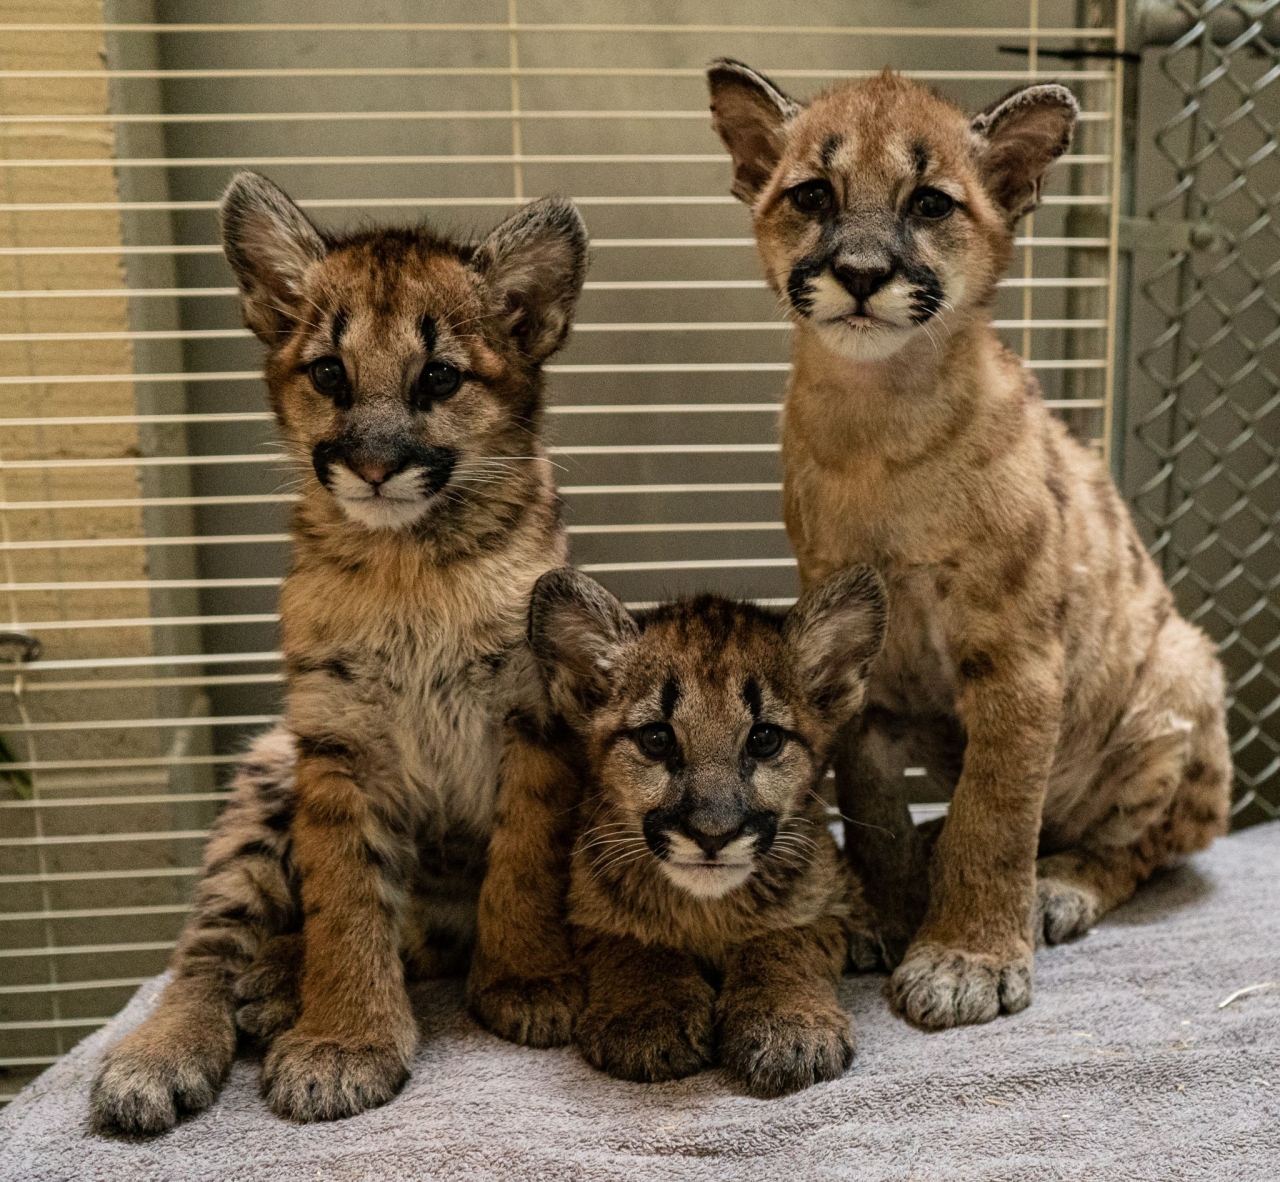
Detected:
left=91, top=176, right=588, bottom=1133
left=529, top=567, right=886, bottom=1096
left=708, top=64, right=1232, bottom=1030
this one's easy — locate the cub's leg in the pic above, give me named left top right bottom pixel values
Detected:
left=259, top=745, right=417, bottom=1123
left=91, top=734, right=298, bottom=1135
left=468, top=727, right=585, bottom=1047
left=1036, top=617, right=1231, bottom=945
left=235, top=933, right=304, bottom=1043
left=834, top=707, right=963, bottom=967
left=888, top=650, right=1062, bottom=1030
left=717, top=915, right=855, bottom=1098
left=573, top=931, right=716, bottom=1083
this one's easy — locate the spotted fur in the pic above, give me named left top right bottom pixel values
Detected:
left=91, top=174, right=588, bottom=1133
left=529, top=567, right=886, bottom=1097
left=708, top=64, right=1232, bottom=1030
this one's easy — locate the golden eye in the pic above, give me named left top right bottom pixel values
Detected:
left=309, top=356, right=347, bottom=398
left=789, top=180, right=834, bottom=214
left=745, top=723, right=785, bottom=760
left=909, top=187, right=955, bottom=219
left=635, top=722, right=676, bottom=760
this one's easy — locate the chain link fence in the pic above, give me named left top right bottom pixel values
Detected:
left=1130, top=0, right=1280, bottom=827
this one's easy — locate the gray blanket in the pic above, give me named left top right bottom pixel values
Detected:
left=3, top=822, right=1278, bottom=1182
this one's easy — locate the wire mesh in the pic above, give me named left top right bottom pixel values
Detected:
left=0, top=0, right=1123, bottom=1102
left=1131, top=0, right=1280, bottom=828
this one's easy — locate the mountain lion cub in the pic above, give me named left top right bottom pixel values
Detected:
left=92, top=174, right=587, bottom=1132
left=707, top=62, right=1232, bottom=1030
left=530, top=566, right=886, bottom=1096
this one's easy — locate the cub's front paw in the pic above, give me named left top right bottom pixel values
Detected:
left=466, top=970, right=584, bottom=1048
left=718, top=1001, right=855, bottom=1098
left=575, top=982, right=715, bottom=1084
left=260, top=1025, right=413, bottom=1122
left=1033, top=876, right=1100, bottom=948
left=888, top=941, right=1032, bottom=1030
left=234, top=933, right=304, bottom=1043
left=91, top=1022, right=233, bottom=1136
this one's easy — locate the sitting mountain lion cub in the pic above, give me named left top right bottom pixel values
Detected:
left=530, top=566, right=886, bottom=1096
left=707, top=62, right=1232, bottom=1030
left=91, top=174, right=588, bottom=1132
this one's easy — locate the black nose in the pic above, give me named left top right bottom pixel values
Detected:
left=681, top=820, right=745, bottom=857
left=832, top=263, right=894, bottom=302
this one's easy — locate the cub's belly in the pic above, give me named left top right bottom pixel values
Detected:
left=869, top=569, right=959, bottom=718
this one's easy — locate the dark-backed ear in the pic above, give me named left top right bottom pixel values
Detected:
left=219, top=171, right=327, bottom=344
left=472, top=196, right=588, bottom=363
left=970, top=84, right=1078, bottom=222
left=529, top=567, right=638, bottom=722
left=707, top=58, right=800, bottom=204
left=783, top=566, right=887, bottom=722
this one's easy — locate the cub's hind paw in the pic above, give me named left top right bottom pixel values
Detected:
left=467, top=970, right=584, bottom=1048
left=889, top=941, right=1032, bottom=1030
left=719, top=1001, right=855, bottom=1097
left=575, top=983, right=715, bottom=1083
left=234, top=933, right=304, bottom=1042
left=260, top=1026, right=412, bottom=1122
left=1034, top=877, right=1100, bottom=948
left=91, top=1025, right=231, bottom=1136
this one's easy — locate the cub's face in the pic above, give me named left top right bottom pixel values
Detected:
left=532, top=568, right=885, bottom=900
left=220, top=173, right=586, bottom=532
left=708, top=64, right=1077, bottom=362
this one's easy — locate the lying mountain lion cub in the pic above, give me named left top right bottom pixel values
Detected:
left=529, top=566, right=886, bottom=1096
left=707, top=62, right=1232, bottom=1030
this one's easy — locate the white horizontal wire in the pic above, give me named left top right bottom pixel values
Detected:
left=13, top=672, right=282, bottom=693
left=0, top=22, right=1114, bottom=36
left=0, top=831, right=211, bottom=848
left=0, top=231, right=1108, bottom=257
left=0, top=317, right=1108, bottom=343
left=0, top=903, right=192, bottom=922
left=0, top=1057, right=59, bottom=1068
left=8, top=651, right=280, bottom=673
left=5, top=715, right=272, bottom=734
left=0, top=276, right=1109, bottom=300
left=0, top=755, right=241, bottom=773
left=0, top=867, right=201, bottom=886
left=0, top=66, right=1115, bottom=81
left=0, top=977, right=149, bottom=996
left=0, top=1017, right=113, bottom=1028
left=0, top=792, right=232, bottom=810
left=580, top=556, right=796, bottom=574
left=0, top=191, right=1111, bottom=214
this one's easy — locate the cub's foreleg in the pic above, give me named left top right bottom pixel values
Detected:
left=572, top=930, right=716, bottom=1083
left=716, top=915, right=856, bottom=1097
left=91, top=734, right=298, bottom=1135
left=889, top=646, right=1063, bottom=1030
left=260, top=744, right=417, bottom=1122
left=468, top=725, right=584, bottom=1047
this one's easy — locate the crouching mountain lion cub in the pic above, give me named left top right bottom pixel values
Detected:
left=707, top=62, right=1232, bottom=1030
left=92, top=174, right=588, bottom=1132
left=529, top=566, right=887, bottom=1096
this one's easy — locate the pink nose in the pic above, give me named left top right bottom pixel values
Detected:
left=352, top=461, right=393, bottom=487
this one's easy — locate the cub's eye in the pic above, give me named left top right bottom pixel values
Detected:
left=909, top=187, right=955, bottom=219
left=309, top=356, right=347, bottom=398
left=744, top=723, right=785, bottom=760
left=416, top=360, right=463, bottom=408
left=635, top=723, right=676, bottom=760
left=788, top=179, right=834, bottom=215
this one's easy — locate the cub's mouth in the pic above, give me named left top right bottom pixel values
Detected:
left=642, top=809, right=779, bottom=900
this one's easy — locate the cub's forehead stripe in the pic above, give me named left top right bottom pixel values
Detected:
left=660, top=675, right=681, bottom=720
left=419, top=313, right=437, bottom=353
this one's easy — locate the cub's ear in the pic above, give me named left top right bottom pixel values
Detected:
left=783, top=566, right=887, bottom=722
left=219, top=171, right=327, bottom=344
left=529, top=567, right=638, bottom=722
left=970, top=84, right=1078, bottom=222
left=707, top=58, right=800, bottom=204
left=472, top=196, right=588, bottom=363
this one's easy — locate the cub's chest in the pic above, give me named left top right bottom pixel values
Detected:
left=870, top=565, right=960, bottom=717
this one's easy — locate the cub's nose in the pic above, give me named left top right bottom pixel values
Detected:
left=832, top=263, right=894, bottom=302
left=681, top=820, right=745, bottom=858
left=350, top=459, right=396, bottom=487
